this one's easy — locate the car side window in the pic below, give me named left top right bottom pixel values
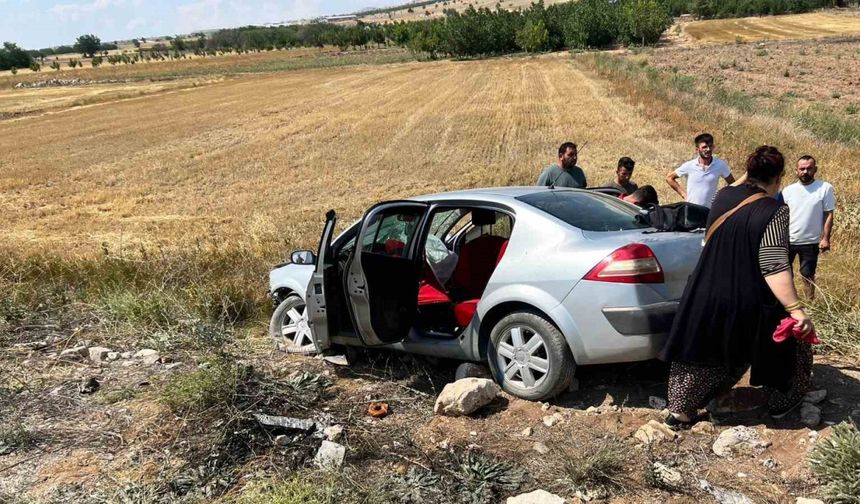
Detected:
left=362, top=208, right=423, bottom=258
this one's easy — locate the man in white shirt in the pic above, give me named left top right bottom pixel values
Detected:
left=666, top=133, right=735, bottom=208
left=782, top=155, right=836, bottom=299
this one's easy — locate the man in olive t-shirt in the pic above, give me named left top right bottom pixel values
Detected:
left=536, top=142, right=587, bottom=188
left=604, top=156, right=638, bottom=195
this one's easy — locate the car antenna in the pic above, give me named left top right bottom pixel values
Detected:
left=549, top=141, right=587, bottom=190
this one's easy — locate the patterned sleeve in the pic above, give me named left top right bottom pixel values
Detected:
left=759, top=205, right=790, bottom=277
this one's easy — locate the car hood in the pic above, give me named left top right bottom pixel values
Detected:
left=269, top=263, right=314, bottom=299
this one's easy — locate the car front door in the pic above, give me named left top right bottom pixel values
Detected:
left=347, top=201, right=430, bottom=346
left=306, top=210, right=338, bottom=352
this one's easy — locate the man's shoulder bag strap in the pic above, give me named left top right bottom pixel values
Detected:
left=704, top=193, right=769, bottom=244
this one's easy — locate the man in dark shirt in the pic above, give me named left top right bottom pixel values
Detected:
left=605, top=157, right=638, bottom=195
left=536, top=142, right=587, bottom=188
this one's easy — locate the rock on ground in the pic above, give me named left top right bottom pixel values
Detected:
left=700, top=479, right=754, bottom=504
left=323, top=425, right=344, bottom=442
left=795, top=498, right=825, bottom=504
left=652, top=462, right=683, bottom=487
left=542, top=412, right=563, bottom=427
left=712, top=426, right=770, bottom=457
left=648, top=396, right=668, bottom=410
left=532, top=442, right=550, bottom=455
left=88, top=346, right=112, bottom=364
left=59, top=346, right=88, bottom=360
left=79, top=377, right=100, bottom=394
left=803, top=390, right=827, bottom=404
left=691, top=421, right=717, bottom=435
left=634, top=420, right=677, bottom=444
left=134, top=349, right=160, bottom=366
left=314, top=441, right=346, bottom=469
left=506, top=489, right=566, bottom=504
left=799, top=403, right=821, bottom=427
left=433, top=378, right=500, bottom=417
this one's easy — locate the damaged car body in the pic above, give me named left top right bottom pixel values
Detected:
left=269, top=187, right=705, bottom=401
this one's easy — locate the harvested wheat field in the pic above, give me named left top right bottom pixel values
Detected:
left=0, top=53, right=694, bottom=255
left=683, top=11, right=860, bottom=43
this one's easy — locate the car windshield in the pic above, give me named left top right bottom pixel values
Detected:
left=517, top=190, right=648, bottom=232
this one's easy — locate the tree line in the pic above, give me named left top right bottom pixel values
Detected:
left=4, top=0, right=860, bottom=71
left=193, top=0, right=674, bottom=57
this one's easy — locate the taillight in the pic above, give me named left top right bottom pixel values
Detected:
left=583, top=243, right=664, bottom=284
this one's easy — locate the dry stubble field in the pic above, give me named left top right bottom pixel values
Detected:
left=0, top=53, right=694, bottom=256
left=682, top=10, right=860, bottom=43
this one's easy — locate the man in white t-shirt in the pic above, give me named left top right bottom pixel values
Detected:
left=666, top=133, right=735, bottom=208
left=782, top=155, right=836, bottom=299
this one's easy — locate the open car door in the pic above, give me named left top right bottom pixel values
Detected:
left=306, top=210, right=338, bottom=352
left=347, top=201, right=430, bottom=346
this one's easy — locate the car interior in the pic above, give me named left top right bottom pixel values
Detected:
left=416, top=207, right=514, bottom=337
left=323, top=206, right=513, bottom=341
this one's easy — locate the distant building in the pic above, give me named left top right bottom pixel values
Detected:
left=324, top=15, right=358, bottom=23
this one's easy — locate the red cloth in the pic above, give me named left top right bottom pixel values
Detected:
left=418, top=284, right=450, bottom=305
left=772, top=317, right=821, bottom=345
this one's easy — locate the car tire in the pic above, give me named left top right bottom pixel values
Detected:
left=269, top=295, right=317, bottom=354
left=487, top=311, right=576, bottom=401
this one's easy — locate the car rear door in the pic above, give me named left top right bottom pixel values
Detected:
left=306, top=210, right=338, bottom=352
left=347, top=201, right=430, bottom=346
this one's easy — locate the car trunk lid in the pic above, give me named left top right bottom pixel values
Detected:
left=581, top=229, right=703, bottom=300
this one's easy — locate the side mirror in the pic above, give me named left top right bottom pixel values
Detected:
left=290, top=250, right=316, bottom=265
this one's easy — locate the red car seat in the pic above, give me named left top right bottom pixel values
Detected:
left=451, top=235, right=508, bottom=299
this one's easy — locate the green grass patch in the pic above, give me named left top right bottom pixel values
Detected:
left=95, top=386, right=139, bottom=405
left=234, top=475, right=338, bottom=504
left=561, top=438, right=626, bottom=495
left=809, top=422, right=860, bottom=503
left=0, top=244, right=266, bottom=349
left=161, top=355, right=249, bottom=414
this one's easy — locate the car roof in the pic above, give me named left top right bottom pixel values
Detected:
left=410, top=186, right=589, bottom=204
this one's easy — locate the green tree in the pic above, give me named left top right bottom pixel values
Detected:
left=0, top=42, right=33, bottom=71
left=564, top=0, right=620, bottom=49
left=132, top=38, right=141, bottom=48
left=170, top=36, right=186, bottom=51
left=74, top=34, right=101, bottom=57
left=516, top=18, right=549, bottom=52
left=50, top=60, right=61, bottom=71
left=621, top=0, right=672, bottom=45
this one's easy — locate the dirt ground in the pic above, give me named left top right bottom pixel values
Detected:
left=1, top=334, right=856, bottom=502
left=644, top=36, right=860, bottom=114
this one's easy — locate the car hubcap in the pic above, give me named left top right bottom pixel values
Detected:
left=496, top=326, right=549, bottom=389
left=281, top=304, right=314, bottom=351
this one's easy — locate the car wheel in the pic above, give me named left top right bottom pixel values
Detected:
left=269, top=295, right=316, bottom=354
left=487, top=311, right=576, bottom=401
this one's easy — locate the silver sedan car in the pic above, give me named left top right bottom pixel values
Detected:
left=268, top=187, right=704, bottom=400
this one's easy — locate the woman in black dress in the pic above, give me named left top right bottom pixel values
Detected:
left=659, top=146, right=815, bottom=427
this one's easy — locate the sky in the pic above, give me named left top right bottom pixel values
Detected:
left=1, top=0, right=404, bottom=49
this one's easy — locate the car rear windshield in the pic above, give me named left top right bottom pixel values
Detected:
left=517, top=190, right=649, bottom=232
